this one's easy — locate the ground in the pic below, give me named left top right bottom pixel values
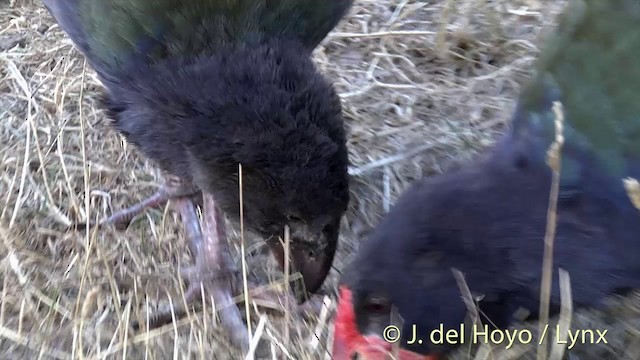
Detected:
left=1, top=0, right=640, bottom=359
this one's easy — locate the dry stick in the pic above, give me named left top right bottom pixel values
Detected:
left=73, top=58, right=92, bottom=360
left=245, top=315, right=268, bottom=360
left=309, top=296, right=332, bottom=350
left=621, top=178, right=640, bottom=359
left=6, top=60, right=31, bottom=229
left=239, top=164, right=252, bottom=345
left=623, top=177, right=640, bottom=210
left=623, top=170, right=640, bottom=360
left=537, top=101, right=565, bottom=360
left=389, top=305, right=404, bottom=360
left=549, top=269, right=572, bottom=360
left=452, top=269, right=485, bottom=360
left=283, top=225, right=291, bottom=349
left=452, top=269, right=481, bottom=327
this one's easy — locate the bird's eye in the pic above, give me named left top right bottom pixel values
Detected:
left=514, top=152, right=528, bottom=170
left=364, top=298, right=388, bottom=314
left=261, top=222, right=280, bottom=235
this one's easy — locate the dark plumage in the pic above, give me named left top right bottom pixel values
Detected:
left=331, top=0, right=640, bottom=358
left=102, top=39, right=349, bottom=264
left=43, top=0, right=353, bottom=350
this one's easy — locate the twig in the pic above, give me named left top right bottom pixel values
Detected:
left=347, top=143, right=437, bottom=176
left=537, top=101, right=565, bottom=360
left=244, top=315, right=267, bottom=360
left=623, top=177, right=640, bottom=210
left=452, top=268, right=486, bottom=359
left=549, top=269, right=572, bottom=360
left=239, top=164, right=252, bottom=343
left=283, top=225, right=291, bottom=349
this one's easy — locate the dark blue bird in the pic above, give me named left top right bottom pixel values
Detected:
left=43, top=0, right=353, bottom=349
left=332, top=0, right=640, bottom=358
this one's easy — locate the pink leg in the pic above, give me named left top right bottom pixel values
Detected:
left=144, top=193, right=250, bottom=351
left=74, top=175, right=198, bottom=231
left=140, top=194, right=325, bottom=351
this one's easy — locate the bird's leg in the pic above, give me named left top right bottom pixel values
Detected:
left=139, top=195, right=325, bottom=349
left=243, top=279, right=327, bottom=317
left=76, top=175, right=199, bottom=230
left=143, top=193, right=250, bottom=351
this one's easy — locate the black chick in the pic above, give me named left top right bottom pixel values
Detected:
left=43, top=0, right=353, bottom=349
left=332, top=0, right=640, bottom=358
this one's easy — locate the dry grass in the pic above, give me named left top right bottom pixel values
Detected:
left=1, top=0, right=640, bottom=359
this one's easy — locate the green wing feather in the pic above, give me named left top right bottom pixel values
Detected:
left=512, top=0, right=640, bottom=185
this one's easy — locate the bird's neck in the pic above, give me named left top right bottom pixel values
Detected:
left=107, top=37, right=320, bottom=117
left=144, top=38, right=313, bottom=88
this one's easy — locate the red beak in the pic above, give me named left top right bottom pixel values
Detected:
left=332, top=286, right=440, bottom=360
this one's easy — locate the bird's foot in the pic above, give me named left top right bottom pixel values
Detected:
left=130, top=192, right=249, bottom=351
left=136, top=194, right=324, bottom=353
left=243, top=280, right=326, bottom=318
left=74, top=175, right=199, bottom=231
left=143, top=265, right=251, bottom=350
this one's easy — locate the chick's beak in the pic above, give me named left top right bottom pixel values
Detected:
left=332, top=286, right=440, bottom=360
left=267, top=220, right=339, bottom=299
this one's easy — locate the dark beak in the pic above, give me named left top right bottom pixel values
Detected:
left=267, top=221, right=339, bottom=301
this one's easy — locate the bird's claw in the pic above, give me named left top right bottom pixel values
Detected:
left=135, top=193, right=325, bottom=352
left=135, top=270, right=324, bottom=332
left=135, top=263, right=244, bottom=331
left=179, top=264, right=240, bottom=285
left=139, top=193, right=252, bottom=350
left=71, top=176, right=199, bottom=231
left=244, top=281, right=327, bottom=318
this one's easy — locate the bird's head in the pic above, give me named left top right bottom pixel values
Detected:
left=330, top=149, right=555, bottom=359
left=177, top=40, right=351, bottom=297
left=189, top=126, right=350, bottom=299
left=218, top=150, right=350, bottom=298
